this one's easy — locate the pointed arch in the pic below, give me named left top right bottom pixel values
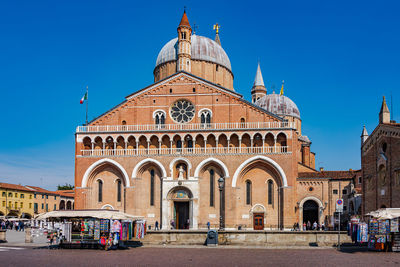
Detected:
left=81, top=158, right=130, bottom=187
left=232, top=156, right=287, bottom=187
left=194, top=157, right=230, bottom=178
left=132, top=158, right=167, bottom=178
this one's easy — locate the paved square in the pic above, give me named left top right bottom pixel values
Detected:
left=0, top=246, right=399, bottom=266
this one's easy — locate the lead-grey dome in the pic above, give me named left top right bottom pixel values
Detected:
left=155, top=35, right=232, bottom=71
left=255, top=94, right=301, bottom=119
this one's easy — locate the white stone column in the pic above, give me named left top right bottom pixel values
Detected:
left=262, top=138, right=265, bottom=153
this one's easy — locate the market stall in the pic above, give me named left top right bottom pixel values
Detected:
left=366, top=208, right=400, bottom=252
left=35, top=210, right=145, bottom=249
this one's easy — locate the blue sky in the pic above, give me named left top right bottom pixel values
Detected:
left=0, top=0, right=399, bottom=190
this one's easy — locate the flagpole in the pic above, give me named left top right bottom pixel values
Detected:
left=85, top=86, right=88, bottom=125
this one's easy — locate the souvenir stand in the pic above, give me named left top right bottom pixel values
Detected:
left=347, top=216, right=368, bottom=244
left=366, top=208, right=400, bottom=252
left=35, top=210, right=145, bottom=249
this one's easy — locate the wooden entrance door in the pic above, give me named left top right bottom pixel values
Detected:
left=253, top=213, right=264, bottom=230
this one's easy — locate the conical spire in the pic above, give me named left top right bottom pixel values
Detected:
left=251, top=62, right=266, bottom=103
left=380, top=96, right=389, bottom=113
left=215, top=33, right=221, bottom=46
left=361, top=125, right=368, bottom=136
left=361, top=125, right=369, bottom=145
left=213, top=23, right=221, bottom=45
left=178, top=10, right=191, bottom=28
left=379, top=96, right=390, bottom=124
left=253, top=62, right=265, bottom=87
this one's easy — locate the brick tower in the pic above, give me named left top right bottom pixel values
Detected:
left=177, top=11, right=192, bottom=72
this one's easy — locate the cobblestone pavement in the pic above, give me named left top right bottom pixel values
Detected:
left=0, top=246, right=399, bottom=266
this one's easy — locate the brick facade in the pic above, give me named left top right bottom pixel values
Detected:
left=73, top=12, right=341, bottom=230
left=361, top=100, right=400, bottom=216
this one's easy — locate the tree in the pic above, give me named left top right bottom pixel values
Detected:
left=57, top=183, right=74, bottom=190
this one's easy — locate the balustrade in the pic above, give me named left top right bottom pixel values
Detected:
left=81, top=146, right=290, bottom=157
left=76, top=121, right=295, bottom=133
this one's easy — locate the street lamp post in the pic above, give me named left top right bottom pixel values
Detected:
left=218, top=177, right=225, bottom=230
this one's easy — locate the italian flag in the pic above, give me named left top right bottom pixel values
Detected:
left=80, top=91, right=88, bottom=104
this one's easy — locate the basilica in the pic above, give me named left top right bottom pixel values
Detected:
left=74, top=11, right=353, bottom=230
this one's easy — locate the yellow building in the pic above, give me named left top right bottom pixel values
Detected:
left=0, top=183, right=35, bottom=219
left=25, top=186, right=74, bottom=215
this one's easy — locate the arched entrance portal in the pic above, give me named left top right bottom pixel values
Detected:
left=303, top=200, right=319, bottom=227
left=168, top=187, right=193, bottom=229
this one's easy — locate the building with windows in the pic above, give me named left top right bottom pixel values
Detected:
left=74, top=11, right=346, bottom=230
left=0, top=183, right=35, bottom=218
left=361, top=96, right=400, bottom=216
left=25, top=186, right=74, bottom=215
left=0, top=183, right=75, bottom=218
left=297, top=169, right=359, bottom=228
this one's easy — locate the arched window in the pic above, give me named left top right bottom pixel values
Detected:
left=154, top=111, right=166, bottom=128
left=117, top=179, right=121, bottom=202
left=246, top=180, right=252, bottom=205
left=268, top=180, right=274, bottom=205
left=200, top=109, right=212, bottom=127
left=150, top=170, right=155, bottom=206
left=210, top=169, right=215, bottom=207
left=98, top=180, right=103, bottom=202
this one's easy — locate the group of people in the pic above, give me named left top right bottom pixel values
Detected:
left=0, top=220, right=26, bottom=231
left=304, top=221, right=325, bottom=231
left=292, top=221, right=325, bottom=231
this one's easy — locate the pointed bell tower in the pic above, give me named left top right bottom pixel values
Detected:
left=361, top=125, right=369, bottom=146
left=379, top=96, right=390, bottom=124
left=251, top=62, right=267, bottom=103
left=177, top=10, right=192, bottom=72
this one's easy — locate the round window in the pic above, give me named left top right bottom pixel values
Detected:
left=308, top=187, right=314, bottom=192
left=170, top=100, right=195, bottom=123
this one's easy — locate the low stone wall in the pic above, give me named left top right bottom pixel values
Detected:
left=142, top=230, right=351, bottom=247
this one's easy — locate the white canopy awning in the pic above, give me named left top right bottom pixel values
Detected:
left=34, top=210, right=143, bottom=221
left=366, top=208, right=400, bottom=220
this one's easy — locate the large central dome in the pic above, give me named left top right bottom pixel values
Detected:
left=155, top=35, right=232, bottom=71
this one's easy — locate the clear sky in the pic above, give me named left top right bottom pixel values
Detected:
left=0, top=0, right=399, bottom=190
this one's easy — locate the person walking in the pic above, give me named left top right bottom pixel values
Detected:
left=313, top=221, right=318, bottom=230
left=155, top=221, right=159, bottom=230
left=207, top=221, right=210, bottom=230
left=303, top=222, right=306, bottom=231
left=307, top=221, right=311, bottom=230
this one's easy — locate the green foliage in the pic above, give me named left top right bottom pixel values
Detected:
left=57, top=183, right=74, bottom=190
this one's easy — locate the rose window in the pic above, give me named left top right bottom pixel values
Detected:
left=170, top=100, right=195, bottom=123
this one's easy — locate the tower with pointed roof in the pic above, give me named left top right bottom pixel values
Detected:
left=177, top=10, right=192, bottom=72
left=379, top=96, right=390, bottom=124
left=251, top=63, right=267, bottom=103
left=361, top=125, right=368, bottom=145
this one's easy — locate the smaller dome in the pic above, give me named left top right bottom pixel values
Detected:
left=255, top=94, right=300, bottom=119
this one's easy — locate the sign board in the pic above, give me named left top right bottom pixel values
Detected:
left=336, top=199, right=343, bottom=213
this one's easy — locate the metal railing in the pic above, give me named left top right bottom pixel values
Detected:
left=76, top=121, right=295, bottom=133
left=80, top=146, right=290, bottom=157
